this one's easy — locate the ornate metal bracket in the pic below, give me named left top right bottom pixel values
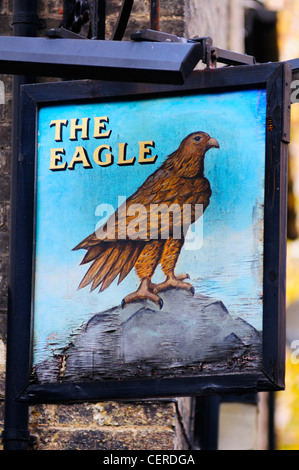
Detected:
left=46, top=0, right=134, bottom=40
left=46, top=1, right=255, bottom=70
left=131, top=29, right=256, bottom=68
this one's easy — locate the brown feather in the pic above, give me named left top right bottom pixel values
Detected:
left=90, top=246, right=121, bottom=291
left=73, top=233, right=101, bottom=250
left=98, top=252, right=129, bottom=291
left=80, top=243, right=108, bottom=265
left=97, top=243, right=133, bottom=292
left=78, top=246, right=114, bottom=290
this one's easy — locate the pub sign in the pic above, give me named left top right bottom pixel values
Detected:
left=16, top=62, right=290, bottom=402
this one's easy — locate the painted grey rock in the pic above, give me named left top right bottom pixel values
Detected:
left=35, top=288, right=262, bottom=383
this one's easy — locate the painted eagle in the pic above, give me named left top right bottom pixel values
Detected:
left=73, top=131, right=219, bottom=308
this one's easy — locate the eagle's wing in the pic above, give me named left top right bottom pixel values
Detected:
left=73, top=167, right=176, bottom=248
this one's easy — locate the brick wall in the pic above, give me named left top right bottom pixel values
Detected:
left=28, top=401, right=190, bottom=450
left=0, top=0, right=245, bottom=451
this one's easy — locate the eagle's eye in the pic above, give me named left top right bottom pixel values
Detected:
left=194, top=136, right=202, bottom=142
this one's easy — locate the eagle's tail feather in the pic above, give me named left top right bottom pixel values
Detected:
left=90, top=243, right=123, bottom=291
left=96, top=242, right=133, bottom=292
left=99, top=242, right=145, bottom=292
left=73, top=233, right=100, bottom=251
left=78, top=245, right=114, bottom=290
left=78, top=240, right=146, bottom=292
left=80, top=243, right=107, bottom=265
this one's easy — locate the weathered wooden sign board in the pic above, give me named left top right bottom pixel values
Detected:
left=16, top=62, right=290, bottom=403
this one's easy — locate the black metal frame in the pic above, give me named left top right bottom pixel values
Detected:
left=12, top=62, right=290, bottom=404
left=0, top=35, right=204, bottom=85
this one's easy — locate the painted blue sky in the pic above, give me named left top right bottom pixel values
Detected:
left=33, top=88, right=267, bottom=364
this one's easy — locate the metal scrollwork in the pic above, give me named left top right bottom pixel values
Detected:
left=65, top=0, right=91, bottom=37
left=61, top=0, right=134, bottom=40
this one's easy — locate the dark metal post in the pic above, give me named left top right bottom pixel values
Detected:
left=63, top=0, right=75, bottom=29
left=150, top=0, right=160, bottom=31
left=193, top=396, right=220, bottom=450
left=3, top=0, right=38, bottom=451
left=268, top=392, right=276, bottom=450
left=92, top=0, right=106, bottom=39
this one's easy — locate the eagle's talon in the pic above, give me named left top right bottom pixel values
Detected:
left=175, top=273, right=190, bottom=281
left=120, top=278, right=162, bottom=308
left=121, top=298, right=126, bottom=308
left=152, top=272, right=194, bottom=295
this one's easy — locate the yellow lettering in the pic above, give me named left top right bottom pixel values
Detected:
left=49, top=148, right=67, bottom=171
left=50, top=120, right=68, bottom=142
left=93, top=145, right=113, bottom=167
left=117, top=143, right=136, bottom=166
left=70, top=118, right=90, bottom=140
left=93, top=116, right=111, bottom=139
left=138, top=141, right=157, bottom=164
left=68, top=146, right=92, bottom=170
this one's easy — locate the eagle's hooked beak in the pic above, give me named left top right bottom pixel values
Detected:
left=206, top=137, right=220, bottom=150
